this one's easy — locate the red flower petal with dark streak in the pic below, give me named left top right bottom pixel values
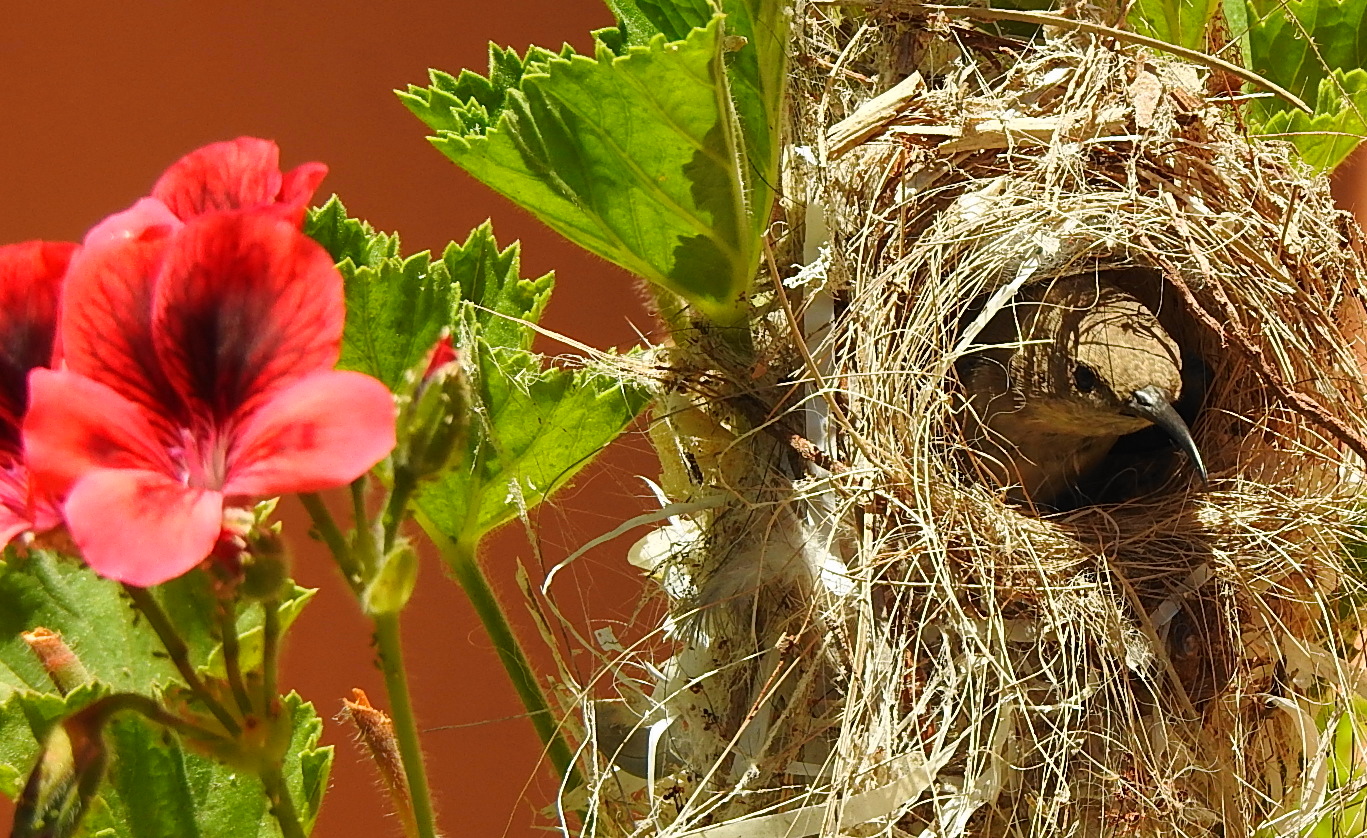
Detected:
left=25, top=212, right=394, bottom=586
left=154, top=212, right=346, bottom=418
left=152, top=137, right=328, bottom=223
left=0, top=240, right=77, bottom=545
left=80, top=138, right=328, bottom=257
left=61, top=226, right=180, bottom=420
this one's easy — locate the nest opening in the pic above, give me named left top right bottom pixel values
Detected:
left=952, top=264, right=1215, bottom=511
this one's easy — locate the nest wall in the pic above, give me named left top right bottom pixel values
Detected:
left=818, top=25, right=1367, bottom=838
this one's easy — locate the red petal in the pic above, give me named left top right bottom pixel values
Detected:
left=61, top=225, right=184, bottom=418
left=422, top=335, right=458, bottom=381
left=81, top=198, right=181, bottom=254
left=63, top=468, right=223, bottom=586
left=152, top=212, right=344, bottom=420
left=223, top=370, right=396, bottom=496
left=278, top=161, right=329, bottom=216
left=0, top=459, right=59, bottom=542
left=0, top=463, right=34, bottom=547
left=0, top=241, right=75, bottom=444
left=24, top=370, right=175, bottom=498
left=151, top=138, right=284, bottom=220
left=0, top=517, right=29, bottom=551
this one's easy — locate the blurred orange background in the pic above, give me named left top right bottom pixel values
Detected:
left=2, top=3, right=659, bottom=837
left=6, top=4, right=1367, bottom=838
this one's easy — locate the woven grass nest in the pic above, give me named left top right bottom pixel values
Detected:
left=572, top=8, right=1367, bottom=838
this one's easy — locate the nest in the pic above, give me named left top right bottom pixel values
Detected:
left=566, top=7, right=1367, bottom=838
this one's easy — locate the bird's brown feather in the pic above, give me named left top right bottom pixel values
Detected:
left=960, top=274, right=1193, bottom=506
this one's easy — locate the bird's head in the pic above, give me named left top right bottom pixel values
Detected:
left=1023, top=277, right=1208, bottom=482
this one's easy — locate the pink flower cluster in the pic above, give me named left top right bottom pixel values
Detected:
left=1, top=139, right=396, bottom=586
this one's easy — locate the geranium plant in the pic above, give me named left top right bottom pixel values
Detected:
left=0, top=134, right=648, bottom=838
left=5, top=1, right=1367, bottom=837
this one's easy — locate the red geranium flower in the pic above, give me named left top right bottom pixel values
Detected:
left=24, top=211, right=395, bottom=587
left=0, top=241, right=77, bottom=548
left=83, top=136, right=328, bottom=254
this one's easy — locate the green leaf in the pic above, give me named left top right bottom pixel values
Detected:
left=1, top=689, right=330, bottom=837
left=0, top=552, right=315, bottom=698
left=601, top=0, right=792, bottom=188
left=0, top=685, right=106, bottom=800
left=1228, top=0, right=1367, bottom=169
left=1127, top=0, right=1220, bottom=49
left=306, top=199, right=553, bottom=390
left=0, top=554, right=180, bottom=696
left=437, top=222, right=555, bottom=352
left=0, top=554, right=326, bottom=834
left=417, top=343, right=652, bottom=543
left=1238, top=0, right=1367, bottom=121
left=401, top=14, right=769, bottom=323
left=716, top=0, right=789, bottom=240
left=604, top=0, right=713, bottom=44
left=306, top=204, right=652, bottom=554
left=303, top=197, right=401, bottom=269
left=104, top=693, right=329, bottom=838
left=1255, top=68, right=1367, bottom=171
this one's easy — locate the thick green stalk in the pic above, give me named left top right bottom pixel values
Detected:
left=382, top=468, right=420, bottom=552
left=259, top=764, right=307, bottom=838
left=262, top=596, right=281, bottom=708
left=299, top=488, right=436, bottom=836
left=373, top=613, right=440, bottom=838
left=217, top=603, right=255, bottom=717
left=299, top=492, right=362, bottom=595
left=414, top=512, right=579, bottom=786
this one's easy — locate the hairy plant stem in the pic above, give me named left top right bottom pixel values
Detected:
left=299, top=492, right=362, bottom=595
left=122, top=584, right=240, bottom=735
left=217, top=602, right=255, bottom=717
left=84, top=691, right=208, bottom=737
left=349, top=478, right=380, bottom=573
left=299, top=488, right=439, bottom=838
left=415, top=512, right=580, bottom=787
left=383, top=468, right=419, bottom=552
left=262, top=596, right=281, bottom=708
left=259, top=763, right=308, bottom=838
left=373, top=613, right=440, bottom=838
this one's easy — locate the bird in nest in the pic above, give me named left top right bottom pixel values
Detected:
left=959, top=273, right=1207, bottom=508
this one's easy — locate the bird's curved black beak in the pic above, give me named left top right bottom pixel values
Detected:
left=1125, top=385, right=1209, bottom=486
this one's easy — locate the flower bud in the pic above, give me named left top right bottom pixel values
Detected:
left=394, top=334, right=471, bottom=482
left=361, top=541, right=419, bottom=617
left=12, top=703, right=108, bottom=838
left=338, top=689, right=414, bottom=835
left=239, top=528, right=291, bottom=601
left=208, top=501, right=291, bottom=600
left=21, top=628, right=90, bottom=696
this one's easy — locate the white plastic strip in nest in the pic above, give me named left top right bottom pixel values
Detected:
left=790, top=186, right=855, bottom=599
left=1256, top=696, right=1330, bottom=837
left=542, top=478, right=724, bottom=596
left=667, top=747, right=956, bottom=838
left=1281, top=636, right=1367, bottom=698
left=1149, top=562, right=1213, bottom=628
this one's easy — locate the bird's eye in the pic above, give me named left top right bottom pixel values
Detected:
left=1073, top=363, right=1098, bottom=393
